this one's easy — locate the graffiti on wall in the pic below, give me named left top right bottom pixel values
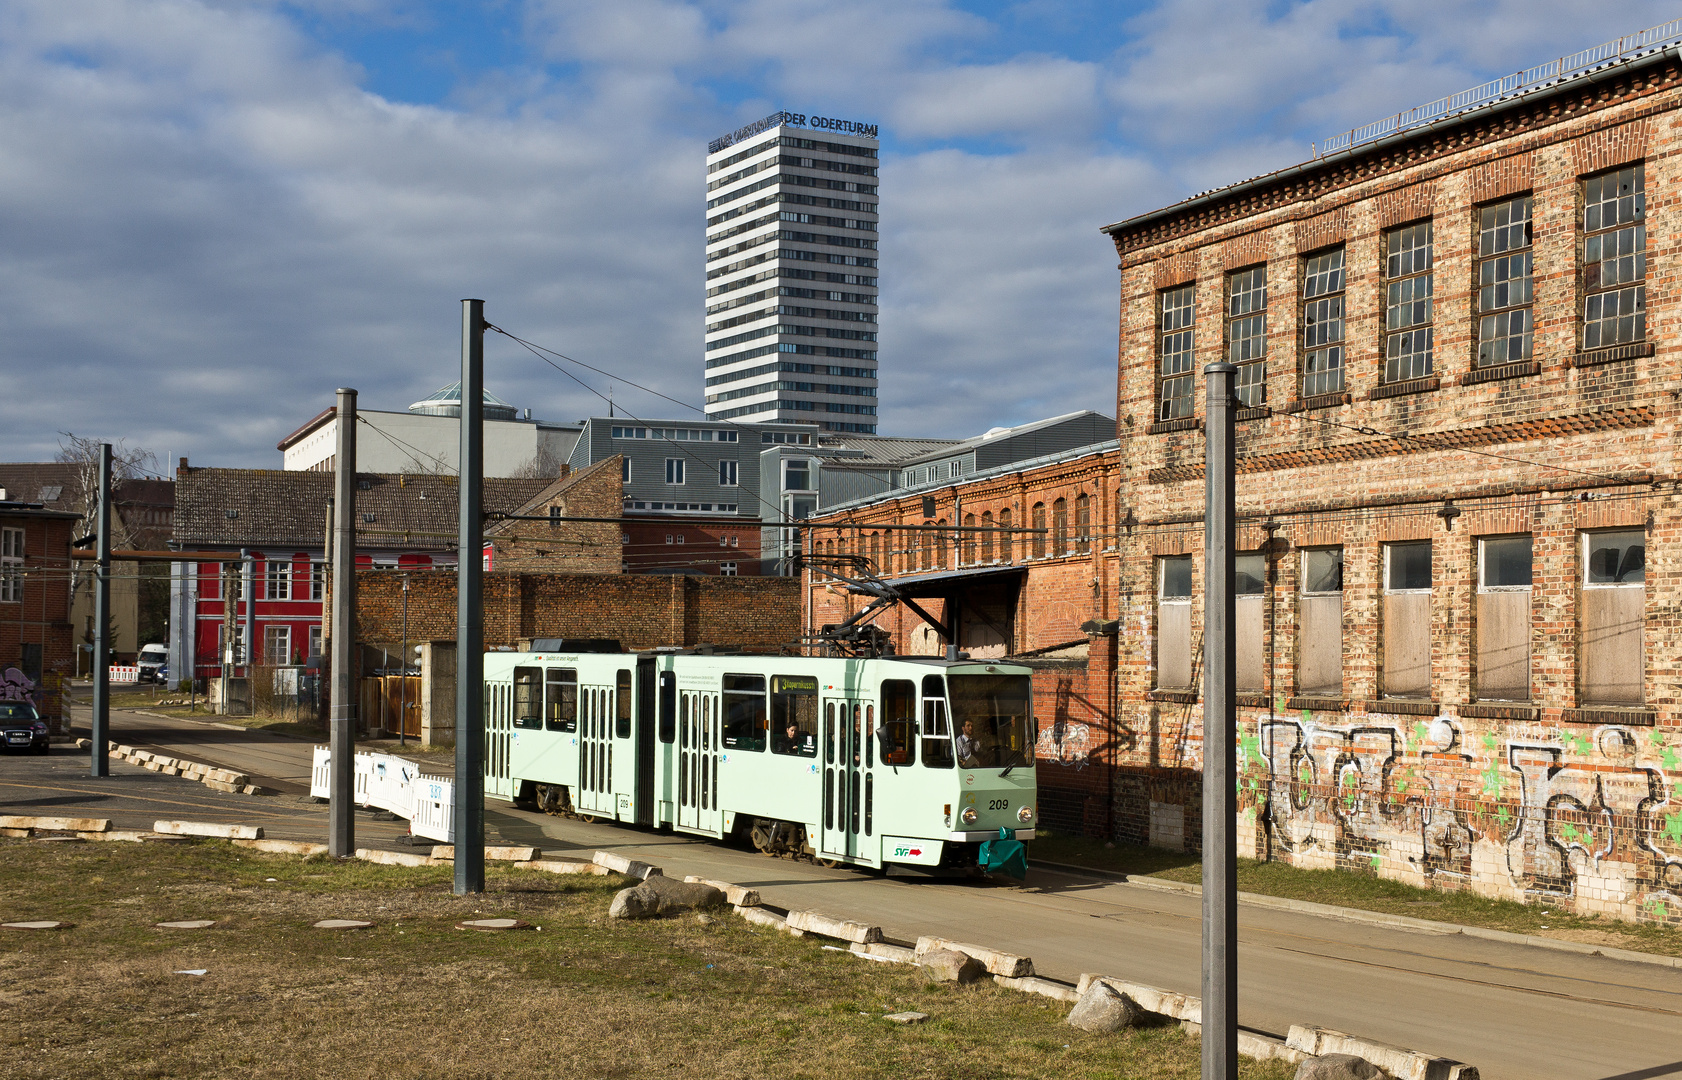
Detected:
left=1245, top=708, right=1682, bottom=924
left=0, top=667, right=39, bottom=705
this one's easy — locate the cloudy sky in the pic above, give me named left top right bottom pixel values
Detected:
left=1, top=0, right=1674, bottom=469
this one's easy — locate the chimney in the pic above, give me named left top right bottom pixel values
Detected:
left=178, top=456, right=189, bottom=476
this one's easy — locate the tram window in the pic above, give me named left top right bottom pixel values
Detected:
left=852, top=703, right=863, bottom=766
left=658, top=671, right=676, bottom=743
left=824, top=701, right=835, bottom=763
left=919, top=674, right=954, bottom=768
left=513, top=667, right=541, bottom=729
left=865, top=704, right=873, bottom=768
left=615, top=670, right=632, bottom=738
left=877, top=681, right=915, bottom=766
left=771, top=675, right=818, bottom=756
left=865, top=773, right=874, bottom=836
left=680, top=694, right=689, bottom=748
left=722, top=674, right=768, bottom=751
left=544, top=668, right=578, bottom=732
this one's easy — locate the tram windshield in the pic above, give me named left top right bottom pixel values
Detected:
left=947, top=673, right=1034, bottom=771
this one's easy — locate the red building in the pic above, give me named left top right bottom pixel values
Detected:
left=0, top=498, right=79, bottom=727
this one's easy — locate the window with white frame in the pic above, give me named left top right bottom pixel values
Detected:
left=310, top=561, right=324, bottom=601
left=1477, top=536, right=1532, bottom=700
left=621, top=457, right=632, bottom=483
left=1156, top=555, right=1194, bottom=689
left=1382, top=541, right=1431, bottom=698
left=264, top=558, right=291, bottom=600
left=1299, top=548, right=1343, bottom=696
left=1235, top=553, right=1265, bottom=691
left=665, top=458, right=685, bottom=484
left=0, top=528, right=22, bottom=603
left=1301, top=247, right=1346, bottom=396
left=719, top=460, right=738, bottom=486
left=1476, top=196, right=1534, bottom=367
left=1227, top=266, right=1267, bottom=407
left=1582, top=529, right=1645, bottom=704
left=1384, top=223, right=1434, bottom=382
left=308, top=625, right=322, bottom=658
left=1583, top=164, right=1646, bottom=350
left=264, top=625, right=291, bottom=666
left=1157, top=284, right=1196, bottom=421
left=719, top=562, right=738, bottom=576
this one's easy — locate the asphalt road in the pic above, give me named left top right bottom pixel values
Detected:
left=9, top=703, right=1681, bottom=1080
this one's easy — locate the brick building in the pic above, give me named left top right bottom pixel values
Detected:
left=0, top=499, right=79, bottom=727
left=810, top=32, right=1682, bottom=924
left=482, top=458, right=626, bottom=574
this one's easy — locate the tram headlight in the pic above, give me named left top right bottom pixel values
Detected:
left=961, top=807, right=979, bottom=825
left=1017, top=805, right=1035, bottom=823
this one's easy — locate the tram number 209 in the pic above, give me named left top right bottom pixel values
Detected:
left=987, top=799, right=1009, bottom=811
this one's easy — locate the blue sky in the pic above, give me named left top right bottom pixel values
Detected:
left=1, top=0, right=1675, bottom=468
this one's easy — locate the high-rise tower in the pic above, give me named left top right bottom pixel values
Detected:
left=703, top=111, right=880, bottom=434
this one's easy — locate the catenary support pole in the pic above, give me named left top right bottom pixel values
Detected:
left=242, top=550, right=255, bottom=677
left=328, top=388, right=358, bottom=857
left=90, top=443, right=112, bottom=777
left=455, top=299, right=486, bottom=895
left=1202, top=361, right=1238, bottom=1080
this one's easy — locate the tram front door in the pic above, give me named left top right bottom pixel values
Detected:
left=820, top=698, right=872, bottom=861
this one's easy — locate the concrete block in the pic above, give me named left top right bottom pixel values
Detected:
left=151, top=820, right=264, bottom=840
left=787, top=909, right=883, bottom=944
left=232, top=838, right=329, bottom=857
left=684, top=876, right=761, bottom=907
left=1236, top=1031, right=1309, bottom=1065
left=591, top=851, right=661, bottom=878
left=202, top=779, right=241, bottom=793
left=0, top=816, right=112, bottom=833
left=81, top=830, right=151, bottom=843
left=524, top=858, right=611, bottom=876
left=733, top=905, right=786, bottom=930
left=242, top=786, right=276, bottom=797
left=0, top=828, right=30, bottom=838
left=355, top=848, right=435, bottom=868
left=430, top=845, right=539, bottom=862
left=915, top=935, right=1033, bottom=977
left=1076, top=975, right=1200, bottom=1024
left=995, top=975, right=1080, bottom=1002
left=850, top=941, right=917, bottom=964
left=1287, top=1024, right=1477, bottom=1080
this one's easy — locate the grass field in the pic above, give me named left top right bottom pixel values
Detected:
left=0, top=840, right=1293, bottom=1080
left=1032, top=831, right=1682, bottom=958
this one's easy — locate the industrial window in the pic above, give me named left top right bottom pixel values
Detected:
left=1052, top=498, right=1068, bottom=555
left=621, top=457, right=632, bottom=483
left=264, top=558, right=291, bottom=601
left=917, top=675, right=952, bottom=768
left=1582, top=164, right=1646, bottom=350
left=665, top=458, right=685, bottom=484
left=961, top=513, right=976, bottom=564
left=719, top=460, right=738, bottom=486
left=869, top=531, right=882, bottom=569
left=1383, top=222, right=1434, bottom=383
left=1074, top=494, right=1091, bottom=555
left=1031, top=503, right=1047, bottom=559
left=770, top=674, right=818, bottom=756
left=1157, top=284, right=1196, bottom=421
left=719, top=562, right=737, bottom=576
left=1157, top=555, right=1194, bottom=690
left=1301, top=247, right=1346, bottom=396
left=1235, top=553, right=1265, bottom=691
left=1477, top=536, right=1531, bottom=701
left=1476, top=196, right=1534, bottom=366
left=934, top=520, right=949, bottom=569
left=722, top=674, right=768, bottom=751
left=997, top=508, right=1013, bottom=561
left=0, top=527, right=21, bottom=603
left=1227, top=265, right=1267, bottom=406
left=544, top=668, right=578, bottom=732
left=784, top=458, right=811, bottom=490
left=980, top=511, right=995, bottom=563
left=1299, top=548, right=1343, bottom=696
left=264, top=625, right=291, bottom=666
left=1382, top=542, right=1431, bottom=699
left=1582, top=529, right=1645, bottom=705
left=513, top=667, right=542, bottom=729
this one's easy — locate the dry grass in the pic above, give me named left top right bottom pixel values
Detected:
left=1034, top=831, right=1682, bottom=958
left=0, top=840, right=1294, bottom=1080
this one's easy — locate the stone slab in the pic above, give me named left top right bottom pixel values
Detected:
left=523, top=859, right=611, bottom=876
left=232, top=838, right=329, bottom=857
left=152, top=820, right=263, bottom=840
left=430, top=845, right=539, bottom=863
left=915, top=935, right=1033, bottom=977
left=3, top=920, right=71, bottom=930
left=995, top=975, right=1081, bottom=1002
left=457, top=918, right=532, bottom=931
left=156, top=920, right=217, bottom=930
left=313, top=919, right=373, bottom=930
left=591, top=851, right=661, bottom=878
left=733, top=905, right=786, bottom=930
left=0, top=815, right=111, bottom=833
left=788, top=909, right=883, bottom=944
left=355, top=848, right=434, bottom=867
left=1287, top=1025, right=1478, bottom=1080
left=684, top=876, right=761, bottom=907
left=850, top=941, right=917, bottom=964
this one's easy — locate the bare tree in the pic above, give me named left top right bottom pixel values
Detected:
left=56, top=432, right=157, bottom=595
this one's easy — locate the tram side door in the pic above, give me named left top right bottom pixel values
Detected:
left=676, top=690, right=707, bottom=831
left=577, top=683, right=613, bottom=816
left=820, top=698, right=867, bottom=860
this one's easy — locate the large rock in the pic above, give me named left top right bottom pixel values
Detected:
left=1066, top=981, right=1142, bottom=1033
left=608, top=876, right=725, bottom=919
left=1293, top=1054, right=1387, bottom=1080
left=918, top=947, right=986, bottom=984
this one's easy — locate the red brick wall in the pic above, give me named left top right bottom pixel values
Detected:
left=0, top=512, right=75, bottom=725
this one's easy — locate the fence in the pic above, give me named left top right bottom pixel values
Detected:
left=309, top=748, right=454, bottom=843
left=1320, top=20, right=1682, bottom=156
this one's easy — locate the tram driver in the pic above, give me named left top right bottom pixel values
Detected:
left=954, top=718, right=983, bottom=767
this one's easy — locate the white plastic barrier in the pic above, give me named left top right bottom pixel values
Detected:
left=409, top=775, right=454, bottom=843
left=110, top=666, right=138, bottom=684
left=310, top=746, right=331, bottom=799
left=352, top=751, right=373, bottom=806
left=364, top=753, right=417, bottom=816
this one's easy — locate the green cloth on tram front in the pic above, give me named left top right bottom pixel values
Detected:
left=979, top=827, right=1027, bottom=880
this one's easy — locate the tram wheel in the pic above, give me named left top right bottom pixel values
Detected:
left=577, top=813, right=599, bottom=824
left=750, top=819, right=777, bottom=855
left=816, top=857, right=841, bottom=870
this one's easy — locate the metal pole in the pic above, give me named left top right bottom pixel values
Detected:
left=1202, top=361, right=1238, bottom=1080
left=399, top=574, right=409, bottom=747
left=329, top=388, right=358, bottom=857
left=90, top=443, right=112, bottom=777
left=242, top=550, right=255, bottom=677
left=455, top=299, right=486, bottom=894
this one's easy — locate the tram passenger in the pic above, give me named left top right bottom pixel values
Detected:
left=955, top=718, right=983, bottom=767
left=775, top=719, right=803, bottom=754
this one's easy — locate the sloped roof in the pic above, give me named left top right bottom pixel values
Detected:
left=174, top=467, right=552, bottom=550
left=484, top=457, right=621, bottom=535
left=815, top=435, right=963, bottom=467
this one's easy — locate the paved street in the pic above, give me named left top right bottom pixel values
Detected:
left=5, top=704, right=1680, bottom=1080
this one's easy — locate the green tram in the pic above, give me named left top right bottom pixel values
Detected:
left=483, top=646, right=1038, bottom=872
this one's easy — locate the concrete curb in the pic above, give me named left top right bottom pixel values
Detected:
left=1033, top=859, right=1682, bottom=971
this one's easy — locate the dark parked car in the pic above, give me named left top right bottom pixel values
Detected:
left=0, top=702, right=49, bottom=754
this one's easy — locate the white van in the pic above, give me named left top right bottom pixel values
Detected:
left=137, top=643, right=168, bottom=684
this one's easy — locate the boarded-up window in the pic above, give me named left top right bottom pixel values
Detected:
left=1031, top=503, right=1047, bottom=559
left=1157, top=556, right=1194, bottom=689
left=1477, top=536, right=1531, bottom=700
left=1052, top=498, right=1068, bottom=554
left=1582, top=530, right=1645, bottom=704
left=1382, top=541, right=1431, bottom=699
left=1235, top=553, right=1265, bottom=691
left=1299, top=548, right=1343, bottom=696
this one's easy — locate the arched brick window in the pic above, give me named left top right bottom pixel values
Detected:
left=1075, top=493, right=1091, bottom=554
left=1052, top=498, right=1068, bottom=555
left=935, top=519, right=948, bottom=568
left=962, top=513, right=976, bottom=564
left=998, top=508, right=1012, bottom=562
left=1031, top=503, right=1047, bottom=559
left=980, top=511, right=994, bottom=562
